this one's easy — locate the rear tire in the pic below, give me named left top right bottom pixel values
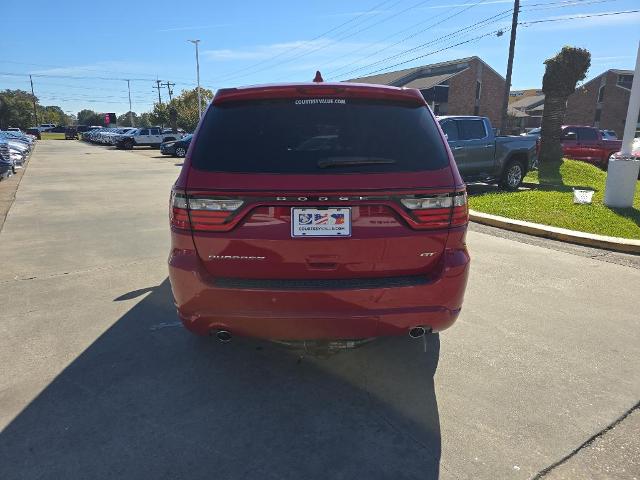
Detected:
left=500, top=160, right=525, bottom=191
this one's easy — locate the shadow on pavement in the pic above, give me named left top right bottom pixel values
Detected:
left=0, top=279, right=442, bottom=480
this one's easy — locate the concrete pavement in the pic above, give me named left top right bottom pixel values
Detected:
left=0, top=141, right=638, bottom=479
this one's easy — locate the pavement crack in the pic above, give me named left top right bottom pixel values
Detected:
left=531, top=400, right=640, bottom=479
left=0, top=257, right=164, bottom=284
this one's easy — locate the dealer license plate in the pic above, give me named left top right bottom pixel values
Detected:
left=291, top=207, right=351, bottom=237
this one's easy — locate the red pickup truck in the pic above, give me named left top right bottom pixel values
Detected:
left=560, top=125, right=622, bottom=169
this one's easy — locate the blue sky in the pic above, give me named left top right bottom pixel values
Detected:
left=1, top=0, right=638, bottom=117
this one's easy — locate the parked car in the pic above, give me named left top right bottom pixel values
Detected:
left=168, top=81, right=470, bottom=344
left=116, top=127, right=182, bottom=149
left=65, top=126, right=78, bottom=140
left=38, top=123, right=56, bottom=132
left=7, top=127, right=22, bottom=133
left=600, top=129, right=618, bottom=140
left=160, top=134, right=192, bottom=157
left=438, top=116, right=538, bottom=190
left=0, top=140, right=15, bottom=180
left=521, top=127, right=541, bottom=139
left=560, top=125, right=623, bottom=169
left=26, top=127, right=41, bottom=140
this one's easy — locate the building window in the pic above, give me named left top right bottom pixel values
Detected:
left=475, top=81, right=482, bottom=100
left=617, top=74, right=633, bottom=89
left=597, top=85, right=605, bottom=102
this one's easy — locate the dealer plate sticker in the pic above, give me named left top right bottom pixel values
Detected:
left=291, top=208, right=351, bottom=237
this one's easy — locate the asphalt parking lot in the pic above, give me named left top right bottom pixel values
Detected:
left=0, top=141, right=638, bottom=479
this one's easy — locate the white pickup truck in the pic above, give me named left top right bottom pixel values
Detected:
left=115, top=127, right=183, bottom=149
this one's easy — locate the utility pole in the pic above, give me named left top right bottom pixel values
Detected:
left=188, top=40, right=203, bottom=119
left=153, top=79, right=163, bottom=104
left=162, top=81, right=175, bottom=101
left=29, top=74, right=38, bottom=125
left=126, top=79, right=134, bottom=127
left=500, top=0, right=520, bottom=135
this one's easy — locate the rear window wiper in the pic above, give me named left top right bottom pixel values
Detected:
left=317, top=157, right=397, bottom=169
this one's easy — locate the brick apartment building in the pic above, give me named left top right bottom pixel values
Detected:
left=565, top=69, right=635, bottom=136
left=508, top=89, right=545, bottom=130
left=348, top=56, right=506, bottom=129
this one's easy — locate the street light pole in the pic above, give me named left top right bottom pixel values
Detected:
left=188, top=39, right=203, bottom=119
left=127, top=79, right=134, bottom=127
left=604, top=41, right=640, bottom=208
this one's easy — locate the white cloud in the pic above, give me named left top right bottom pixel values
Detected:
left=203, top=39, right=367, bottom=62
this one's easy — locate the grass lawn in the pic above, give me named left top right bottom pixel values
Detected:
left=468, top=159, right=640, bottom=240
left=40, top=132, right=66, bottom=140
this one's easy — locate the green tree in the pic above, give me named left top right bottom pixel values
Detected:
left=172, top=87, right=214, bottom=132
left=149, top=103, right=169, bottom=127
left=0, top=89, right=38, bottom=129
left=77, top=109, right=104, bottom=126
left=138, top=112, right=152, bottom=128
left=117, top=111, right=139, bottom=127
left=538, top=47, right=591, bottom=176
left=38, top=105, right=70, bottom=126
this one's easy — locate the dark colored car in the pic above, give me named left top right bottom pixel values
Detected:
left=64, top=126, right=78, bottom=140
left=161, top=134, right=193, bottom=157
left=168, top=81, right=470, bottom=344
left=49, top=125, right=67, bottom=133
left=26, top=128, right=41, bottom=140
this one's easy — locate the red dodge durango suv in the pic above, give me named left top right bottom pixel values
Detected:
left=168, top=80, right=470, bottom=343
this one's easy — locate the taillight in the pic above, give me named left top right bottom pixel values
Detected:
left=170, top=190, right=244, bottom=231
left=400, top=191, right=468, bottom=229
left=170, top=190, right=190, bottom=230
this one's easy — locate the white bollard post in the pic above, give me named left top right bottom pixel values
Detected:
left=604, top=42, right=640, bottom=208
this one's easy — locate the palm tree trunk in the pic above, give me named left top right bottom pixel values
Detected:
left=539, top=95, right=567, bottom=165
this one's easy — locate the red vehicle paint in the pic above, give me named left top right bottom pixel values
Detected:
left=168, top=81, right=470, bottom=342
left=561, top=125, right=622, bottom=168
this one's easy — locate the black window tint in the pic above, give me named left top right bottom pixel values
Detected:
left=578, top=127, right=598, bottom=141
left=190, top=99, right=449, bottom=173
left=149, top=128, right=159, bottom=135
left=440, top=120, right=459, bottom=141
left=459, top=120, right=486, bottom=140
left=139, top=129, right=149, bottom=135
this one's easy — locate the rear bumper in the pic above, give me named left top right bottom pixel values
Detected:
left=168, top=232, right=470, bottom=340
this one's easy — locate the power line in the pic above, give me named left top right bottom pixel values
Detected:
left=209, top=0, right=402, bottom=82
left=216, top=0, right=438, bottom=84
left=325, top=0, right=491, bottom=79
left=333, top=9, right=512, bottom=80
left=519, top=8, right=639, bottom=25
left=355, top=27, right=507, bottom=78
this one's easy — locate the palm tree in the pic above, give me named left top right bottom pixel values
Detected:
left=538, top=47, right=591, bottom=178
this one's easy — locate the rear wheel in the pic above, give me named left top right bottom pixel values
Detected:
left=500, top=160, right=525, bottom=191
left=175, top=146, right=187, bottom=158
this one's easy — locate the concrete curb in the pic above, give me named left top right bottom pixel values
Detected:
left=469, top=210, right=640, bottom=254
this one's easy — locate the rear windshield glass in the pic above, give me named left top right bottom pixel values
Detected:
left=190, top=98, right=449, bottom=173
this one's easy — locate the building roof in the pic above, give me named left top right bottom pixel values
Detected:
left=578, top=69, right=635, bottom=89
left=347, top=56, right=504, bottom=89
left=402, top=72, right=462, bottom=90
left=507, top=107, right=529, bottom=118
left=510, top=93, right=545, bottom=110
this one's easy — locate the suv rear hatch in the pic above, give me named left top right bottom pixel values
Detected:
left=174, top=84, right=465, bottom=282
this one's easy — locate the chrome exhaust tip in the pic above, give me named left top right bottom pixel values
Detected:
left=409, top=327, right=426, bottom=338
left=215, top=330, right=232, bottom=343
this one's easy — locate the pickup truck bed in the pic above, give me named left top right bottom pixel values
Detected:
left=438, top=116, right=537, bottom=190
